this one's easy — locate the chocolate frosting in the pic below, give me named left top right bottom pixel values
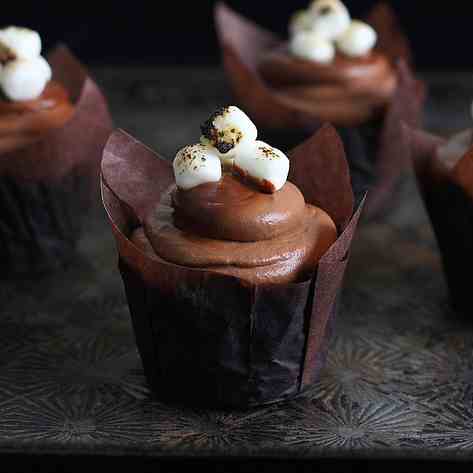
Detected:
left=172, top=174, right=306, bottom=241
left=0, top=81, right=74, bottom=155
left=259, top=48, right=397, bottom=126
left=133, top=174, right=337, bottom=285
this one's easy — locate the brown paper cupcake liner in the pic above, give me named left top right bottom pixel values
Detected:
left=408, top=127, right=473, bottom=316
left=214, top=2, right=425, bottom=218
left=0, top=46, right=113, bottom=276
left=0, top=168, right=90, bottom=276
left=101, top=125, right=365, bottom=408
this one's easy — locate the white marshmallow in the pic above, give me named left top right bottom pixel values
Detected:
left=173, top=143, right=222, bottom=190
left=0, top=26, right=42, bottom=60
left=200, top=106, right=257, bottom=160
left=336, top=20, right=377, bottom=57
left=309, top=0, right=351, bottom=40
left=289, top=31, right=335, bottom=64
left=234, top=141, right=290, bottom=193
left=1, top=56, right=52, bottom=101
left=289, top=9, right=315, bottom=36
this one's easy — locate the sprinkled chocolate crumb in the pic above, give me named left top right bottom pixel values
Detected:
left=200, top=106, right=230, bottom=141
left=216, top=142, right=234, bottom=154
left=319, top=6, right=332, bottom=15
left=0, top=43, right=15, bottom=65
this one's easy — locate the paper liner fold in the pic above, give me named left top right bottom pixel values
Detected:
left=101, top=128, right=364, bottom=407
left=366, top=2, right=413, bottom=65
left=0, top=46, right=113, bottom=276
left=289, top=123, right=354, bottom=231
left=214, top=2, right=425, bottom=218
left=408, top=127, right=473, bottom=315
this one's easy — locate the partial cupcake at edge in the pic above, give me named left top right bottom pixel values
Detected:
left=408, top=103, right=473, bottom=318
left=215, top=0, right=425, bottom=218
left=101, top=105, right=365, bottom=408
left=0, top=26, right=112, bottom=277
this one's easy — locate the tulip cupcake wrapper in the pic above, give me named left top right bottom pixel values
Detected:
left=101, top=125, right=365, bottom=408
left=214, top=2, right=425, bottom=218
left=409, top=128, right=473, bottom=317
left=0, top=45, right=113, bottom=277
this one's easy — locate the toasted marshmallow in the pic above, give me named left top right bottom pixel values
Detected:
left=234, top=141, right=290, bottom=193
left=1, top=56, right=52, bottom=101
left=200, top=106, right=257, bottom=159
left=289, top=9, right=315, bottom=36
left=336, top=20, right=377, bottom=57
left=309, top=0, right=351, bottom=40
left=173, top=143, right=222, bottom=190
left=290, top=31, right=335, bottom=64
left=0, top=26, right=42, bottom=60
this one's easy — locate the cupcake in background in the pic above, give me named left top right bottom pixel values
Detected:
left=409, top=105, right=473, bottom=317
left=262, top=1, right=395, bottom=128
left=214, top=0, right=424, bottom=218
left=0, top=27, right=112, bottom=277
left=101, top=105, right=365, bottom=408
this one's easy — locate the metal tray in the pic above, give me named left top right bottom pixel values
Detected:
left=0, top=68, right=472, bottom=462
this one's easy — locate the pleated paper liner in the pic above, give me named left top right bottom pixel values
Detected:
left=408, top=127, right=473, bottom=317
left=0, top=45, right=113, bottom=277
left=214, top=2, right=425, bottom=219
left=101, top=125, right=365, bottom=408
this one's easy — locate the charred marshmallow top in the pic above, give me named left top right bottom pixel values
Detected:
left=200, top=106, right=257, bottom=160
left=173, top=144, right=222, bottom=191
left=289, top=0, right=377, bottom=63
left=0, top=26, right=52, bottom=101
left=308, top=0, right=351, bottom=41
left=173, top=106, right=290, bottom=193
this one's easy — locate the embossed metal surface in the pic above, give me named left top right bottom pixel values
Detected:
left=0, top=68, right=472, bottom=460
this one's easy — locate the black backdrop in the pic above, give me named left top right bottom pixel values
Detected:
left=1, top=1, right=470, bottom=68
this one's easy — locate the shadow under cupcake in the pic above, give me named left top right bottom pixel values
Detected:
left=0, top=27, right=112, bottom=277
left=101, top=105, right=365, bottom=408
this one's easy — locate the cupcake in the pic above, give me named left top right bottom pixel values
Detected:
left=409, top=116, right=473, bottom=316
left=101, top=106, right=365, bottom=408
left=0, top=27, right=112, bottom=276
left=214, top=1, right=424, bottom=217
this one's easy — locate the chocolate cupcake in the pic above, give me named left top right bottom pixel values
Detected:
left=101, top=106, right=365, bottom=408
left=214, top=1, right=424, bottom=217
left=409, top=123, right=473, bottom=316
left=0, top=27, right=112, bottom=276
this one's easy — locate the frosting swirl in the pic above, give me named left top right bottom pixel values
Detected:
left=0, top=80, right=74, bottom=154
left=259, top=47, right=396, bottom=126
left=172, top=173, right=306, bottom=241
left=132, top=173, right=337, bottom=285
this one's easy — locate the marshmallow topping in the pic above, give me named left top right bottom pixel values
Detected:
left=288, top=1, right=378, bottom=64
left=290, top=31, right=335, bottom=63
left=336, top=20, right=377, bottom=58
left=173, top=144, right=222, bottom=190
left=234, top=140, right=290, bottom=193
left=0, top=26, right=51, bottom=101
left=174, top=107, right=291, bottom=192
left=200, top=106, right=257, bottom=159
left=309, top=0, right=351, bottom=41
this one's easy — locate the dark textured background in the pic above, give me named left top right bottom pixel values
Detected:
left=1, top=67, right=473, bottom=470
left=1, top=1, right=472, bottom=67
